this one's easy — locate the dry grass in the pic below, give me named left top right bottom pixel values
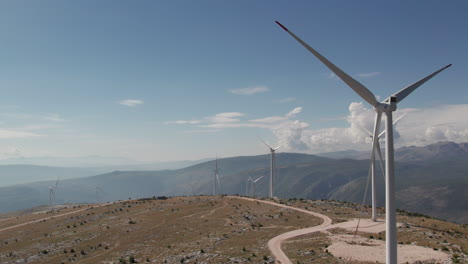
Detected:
left=0, top=196, right=465, bottom=264
left=0, top=196, right=321, bottom=264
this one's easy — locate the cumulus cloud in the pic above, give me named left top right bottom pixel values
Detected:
left=273, top=97, right=296, bottom=103
left=119, top=99, right=144, bottom=107
left=229, top=86, right=270, bottom=95
left=357, top=72, right=381, bottom=78
left=274, top=103, right=468, bottom=154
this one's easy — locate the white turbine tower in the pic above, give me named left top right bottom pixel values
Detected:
left=48, top=186, right=55, bottom=207
left=246, top=177, right=252, bottom=196
left=213, top=157, right=220, bottom=195
left=260, top=138, right=280, bottom=198
left=251, top=176, right=264, bottom=197
left=275, top=20, right=451, bottom=264
left=96, top=186, right=105, bottom=203
left=49, top=177, right=60, bottom=207
left=360, top=113, right=406, bottom=221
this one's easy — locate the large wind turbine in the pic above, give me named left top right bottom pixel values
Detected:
left=260, top=139, right=280, bottom=198
left=361, top=113, right=406, bottom=221
left=275, top=20, right=451, bottom=264
left=251, top=176, right=264, bottom=197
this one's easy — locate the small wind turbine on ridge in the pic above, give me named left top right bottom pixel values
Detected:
left=259, top=137, right=280, bottom=198
left=251, top=176, right=264, bottom=197
left=213, top=156, right=220, bottom=195
left=275, top=20, right=451, bottom=264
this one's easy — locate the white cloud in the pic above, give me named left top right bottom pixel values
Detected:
left=164, top=120, right=202, bottom=125
left=44, top=114, right=66, bottom=122
left=273, top=103, right=468, bottom=154
left=286, top=107, right=303, bottom=118
left=357, top=72, right=381, bottom=78
left=119, top=99, right=144, bottom=107
left=0, top=129, right=41, bottom=138
left=273, top=97, right=296, bottom=103
left=206, top=112, right=244, bottom=123
left=229, top=86, right=270, bottom=95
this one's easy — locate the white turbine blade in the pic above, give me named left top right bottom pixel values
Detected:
left=275, top=21, right=379, bottom=107
left=254, top=176, right=264, bottom=183
left=376, top=140, right=385, bottom=176
left=393, top=112, right=406, bottom=125
left=258, top=137, right=273, bottom=150
left=55, top=176, right=60, bottom=188
left=357, top=124, right=373, bottom=137
left=377, top=113, right=406, bottom=139
left=389, top=64, right=452, bottom=103
left=274, top=145, right=281, bottom=151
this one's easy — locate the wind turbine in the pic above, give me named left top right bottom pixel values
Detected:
left=95, top=186, right=105, bottom=203
left=275, top=20, right=451, bottom=264
left=246, top=177, right=252, bottom=196
left=251, top=176, right=264, bottom=197
left=49, top=177, right=60, bottom=207
left=360, top=113, right=406, bottom=221
left=48, top=186, right=55, bottom=207
left=213, top=157, right=220, bottom=195
left=259, top=138, right=280, bottom=198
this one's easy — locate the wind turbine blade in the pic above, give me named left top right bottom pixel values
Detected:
left=258, top=137, right=273, bottom=150
left=376, top=140, right=385, bottom=176
left=55, top=176, right=60, bottom=188
left=393, top=112, right=406, bottom=125
left=357, top=124, right=373, bottom=137
left=254, top=176, right=264, bottom=183
left=377, top=113, right=407, bottom=139
left=390, top=64, right=452, bottom=103
left=275, top=21, right=379, bottom=107
left=274, top=145, right=281, bottom=151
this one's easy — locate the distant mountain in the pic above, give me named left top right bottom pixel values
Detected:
left=0, top=156, right=212, bottom=171
left=317, top=141, right=468, bottom=162
left=0, top=165, right=105, bottom=187
left=395, top=141, right=468, bottom=162
left=0, top=142, right=466, bottom=224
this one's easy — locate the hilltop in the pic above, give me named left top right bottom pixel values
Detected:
left=0, top=196, right=465, bottom=264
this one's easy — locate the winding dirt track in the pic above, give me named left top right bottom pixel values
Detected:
left=231, top=196, right=333, bottom=264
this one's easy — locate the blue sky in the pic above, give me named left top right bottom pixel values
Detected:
left=0, top=1, right=467, bottom=163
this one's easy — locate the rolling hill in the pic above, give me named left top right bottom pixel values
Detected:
left=0, top=142, right=466, bottom=224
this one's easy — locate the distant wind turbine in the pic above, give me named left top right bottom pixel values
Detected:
left=49, top=177, right=60, bottom=207
left=360, top=113, right=406, bottom=221
left=95, top=186, right=105, bottom=203
left=213, top=156, right=220, bottom=195
left=259, top=138, right=280, bottom=198
left=246, top=177, right=252, bottom=196
left=275, top=20, right=451, bottom=264
left=251, top=176, right=264, bottom=197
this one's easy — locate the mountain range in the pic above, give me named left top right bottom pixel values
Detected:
left=0, top=141, right=466, bottom=224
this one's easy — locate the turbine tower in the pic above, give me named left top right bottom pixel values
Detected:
left=259, top=138, right=280, bottom=198
left=49, top=177, right=60, bottom=207
left=48, top=186, right=55, bottom=207
left=275, top=20, right=451, bottom=264
left=360, top=113, right=406, bottom=221
left=246, top=177, right=252, bottom=196
left=213, top=157, right=220, bottom=195
left=251, top=176, right=264, bottom=197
